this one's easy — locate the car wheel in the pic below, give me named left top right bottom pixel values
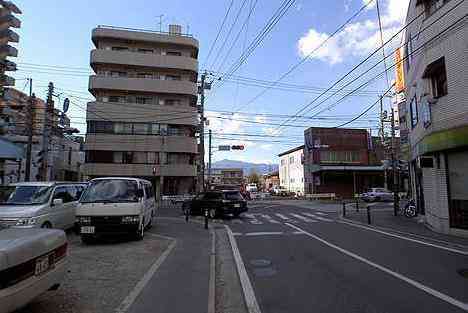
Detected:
left=135, top=221, right=145, bottom=241
left=41, top=222, right=52, bottom=229
left=208, top=208, right=217, bottom=219
left=81, top=235, right=94, bottom=244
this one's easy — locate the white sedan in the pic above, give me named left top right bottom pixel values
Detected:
left=360, top=188, right=394, bottom=202
left=0, top=225, right=67, bottom=313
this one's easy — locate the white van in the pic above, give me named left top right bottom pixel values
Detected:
left=0, top=182, right=87, bottom=230
left=75, top=177, right=155, bottom=243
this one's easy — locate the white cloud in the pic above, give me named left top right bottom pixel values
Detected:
left=254, top=115, right=267, bottom=123
left=344, top=0, right=352, bottom=12
left=298, top=0, right=410, bottom=65
left=260, top=144, right=273, bottom=150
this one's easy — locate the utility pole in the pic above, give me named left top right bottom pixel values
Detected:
left=379, top=95, right=388, bottom=189
left=24, top=78, right=33, bottom=181
left=157, top=14, right=164, bottom=32
left=391, top=108, right=399, bottom=215
left=208, top=129, right=212, bottom=188
left=41, top=82, right=54, bottom=181
left=198, top=71, right=207, bottom=192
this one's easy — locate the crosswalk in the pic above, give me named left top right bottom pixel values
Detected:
left=211, top=212, right=334, bottom=225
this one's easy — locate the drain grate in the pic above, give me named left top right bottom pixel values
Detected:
left=457, top=268, right=468, bottom=278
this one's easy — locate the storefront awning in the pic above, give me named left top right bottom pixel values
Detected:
left=0, top=138, right=24, bottom=160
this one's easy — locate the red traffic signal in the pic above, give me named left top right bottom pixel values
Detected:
left=231, top=145, right=245, bottom=150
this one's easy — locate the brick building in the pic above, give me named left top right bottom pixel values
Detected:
left=303, top=127, right=385, bottom=199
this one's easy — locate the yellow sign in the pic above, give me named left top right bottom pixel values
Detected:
left=395, top=47, right=405, bottom=93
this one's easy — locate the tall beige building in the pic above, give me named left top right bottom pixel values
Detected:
left=84, top=25, right=199, bottom=195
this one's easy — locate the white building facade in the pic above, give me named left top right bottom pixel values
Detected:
left=278, top=145, right=304, bottom=195
left=402, top=0, right=468, bottom=236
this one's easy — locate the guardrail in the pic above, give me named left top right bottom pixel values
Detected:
left=305, top=193, right=337, bottom=200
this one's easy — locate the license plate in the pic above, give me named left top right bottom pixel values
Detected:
left=81, top=226, right=95, bottom=234
left=35, top=254, right=53, bottom=276
left=234, top=204, right=240, bottom=208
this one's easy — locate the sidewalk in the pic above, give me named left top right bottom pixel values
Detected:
left=341, top=205, right=468, bottom=249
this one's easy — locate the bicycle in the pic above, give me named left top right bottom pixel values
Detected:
left=398, top=199, right=417, bottom=218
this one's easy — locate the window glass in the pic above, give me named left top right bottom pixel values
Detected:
left=167, top=51, right=182, bottom=56
left=0, top=185, right=53, bottom=204
left=66, top=186, right=79, bottom=201
left=148, top=152, right=159, bottom=164
left=113, top=152, right=123, bottom=163
left=137, top=48, right=153, bottom=54
left=224, top=192, right=243, bottom=200
left=80, top=179, right=139, bottom=203
left=151, top=124, right=160, bottom=135
left=134, top=152, right=148, bottom=164
left=53, top=186, right=74, bottom=203
left=410, top=96, right=418, bottom=128
left=203, top=192, right=222, bottom=200
left=133, top=123, right=150, bottom=134
left=123, top=152, right=133, bottom=164
left=112, top=46, right=129, bottom=51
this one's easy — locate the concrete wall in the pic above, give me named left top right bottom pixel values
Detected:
left=279, top=148, right=304, bottom=194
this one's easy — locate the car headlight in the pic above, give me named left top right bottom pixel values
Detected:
left=121, top=215, right=140, bottom=224
left=76, top=216, right=91, bottom=224
left=15, top=218, right=37, bottom=226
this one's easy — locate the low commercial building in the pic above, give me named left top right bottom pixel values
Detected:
left=278, top=145, right=305, bottom=195
left=400, top=0, right=468, bottom=235
left=263, top=171, right=279, bottom=191
left=303, top=127, right=384, bottom=199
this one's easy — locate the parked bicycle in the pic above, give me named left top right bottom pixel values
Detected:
left=400, top=199, right=417, bottom=218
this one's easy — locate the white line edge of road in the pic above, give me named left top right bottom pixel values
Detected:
left=285, top=223, right=468, bottom=312
left=225, top=225, right=262, bottom=313
left=208, top=229, right=216, bottom=313
left=115, top=238, right=177, bottom=313
left=339, top=220, right=468, bottom=256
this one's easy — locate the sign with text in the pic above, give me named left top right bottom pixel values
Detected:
left=395, top=46, right=405, bottom=93
left=218, top=145, right=231, bottom=151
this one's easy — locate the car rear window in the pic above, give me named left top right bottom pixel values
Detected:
left=224, top=192, right=243, bottom=200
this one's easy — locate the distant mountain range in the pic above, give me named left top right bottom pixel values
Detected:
left=211, top=159, right=278, bottom=175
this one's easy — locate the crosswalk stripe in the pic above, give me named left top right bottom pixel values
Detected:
left=302, top=212, right=333, bottom=222
left=315, top=212, right=326, bottom=216
left=260, top=214, right=281, bottom=224
left=290, top=213, right=317, bottom=222
left=275, top=213, right=290, bottom=220
left=244, top=213, right=263, bottom=225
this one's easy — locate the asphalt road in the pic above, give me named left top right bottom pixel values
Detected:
left=224, top=202, right=468, bottom=313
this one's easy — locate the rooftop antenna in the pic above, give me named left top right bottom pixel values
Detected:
left=157, top=14, right=164, bottom=32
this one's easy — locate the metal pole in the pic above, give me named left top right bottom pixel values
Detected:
left=24, top=78, right=33, bottom=181
left=380, top=95, right=388, bottom=190
left=367, top=206, right=371, bottom=224
left=208, top=129, right=212, bottom=188
left=391, top=109, right=399, bottom=216
left=42, top=82, right=54, bottom=181
left=355, top=197, right=359, bottom=212
left=198, top=72, right=206, bottom=192
left=342, top=202, right=346, bottom=217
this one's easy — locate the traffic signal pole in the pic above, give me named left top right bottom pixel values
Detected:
left=198, top=72, right=206, bottom=192
left=391, top=108, right=399, bottom=215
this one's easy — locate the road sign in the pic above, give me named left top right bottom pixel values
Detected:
left=218, top=145, right=231, bottom=151
left=231, top=145, right=245, bottom=150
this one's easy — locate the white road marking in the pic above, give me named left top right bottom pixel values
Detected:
left=245, top=213, right=263, bottom=225
left=115, top=238, right=177, bottom=313
left=233, top=232, right=243, bottom=236
left=302, top=212, right=334, bottom=222
left=290, top=213, right=317, bottom=223
left=315, top=212, right=327, bottom=216
left=232, top=219, right=244, bottom=224
left=245, top=232, right=284, bottom=236
left=225, top=225, right=262, bottom=313
left=285, top=223, right=468, bottom=312
left=260, top=214, right=281, bottom=224
left=208, top=230, right=216, bottom=313
left=275, top=213, right=291, bottom=220
left=339, top=220, right=468, bottom=256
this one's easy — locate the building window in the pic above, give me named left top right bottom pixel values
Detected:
left=423, top=0, right=450, bottom=17
left=137, top=48, right=154, bottom=54
left=111, top=46, right=129, bottom=51
left=136, top=96, right=153, bottom=104
left=164, top=99, right=181, bottom=106
left=133, top=123, right=150, bottom=135
left=423, top=57, right=448, bottom=98
left=136, top=73, right=153, bottom=79
left=108, top=96, right=123, bottom=103
left=167, top=51, right=182, bottom=56
left=289, top=156, right=294, bottom=164
left=110, top=71, right=127, bottom=77
left=410, top=96, right=418, bottom=128
left=165, top=75, right=182, bottom=81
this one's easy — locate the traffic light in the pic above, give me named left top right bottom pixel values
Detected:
left=231, top=145, right=245, bottom=150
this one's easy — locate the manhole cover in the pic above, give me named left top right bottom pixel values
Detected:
left=250, top=259, right=272, bottom=267
left=457, top=268, right=468, bottom=278
left=253, top=267, right=277, bottom=277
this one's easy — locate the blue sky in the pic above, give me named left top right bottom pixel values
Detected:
left=12, top=0, right=409, bottom=165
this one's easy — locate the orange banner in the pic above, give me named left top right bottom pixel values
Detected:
left=395, top=47, right=405, bottom=93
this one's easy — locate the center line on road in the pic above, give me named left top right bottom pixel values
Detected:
left=245, top=232, right=284, bottom=236
left=290, top=213, right=317, bottom=222
left=285, top=223, right=468, bottom=312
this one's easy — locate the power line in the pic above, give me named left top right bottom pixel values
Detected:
left=202, top=0, right=235, bottom=69
left=229, top=0, right=376, bottom=113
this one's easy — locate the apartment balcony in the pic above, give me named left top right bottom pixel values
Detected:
left=84, top=134, right=198, bottom=154
left=89, top=75, right=197, bottom=96
left=92, top=26, right=199, bottom=49
left=90, top=49, right=198, bottom=73
left=86, top=101, right=198, bottom=125
left=83, top=163, right=197, bottom=177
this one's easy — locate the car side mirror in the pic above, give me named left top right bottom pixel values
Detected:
left=53, top=198, right=63, bottom=206
left=136, top=189, right=144, bottom=198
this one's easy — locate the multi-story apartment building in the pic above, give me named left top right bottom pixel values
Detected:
left=303, top=127, right=385, bottom=198
left=400, top=0, right=468, bottom=235
left=278, top=145, right=305, bottom=196
left=84, top=25, right=199, bottom=196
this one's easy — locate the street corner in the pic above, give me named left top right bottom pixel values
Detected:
left=14, top=232, right=173, bottom=313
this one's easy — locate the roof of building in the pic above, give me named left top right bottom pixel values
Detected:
left=278, top=145, right=304, bottom=157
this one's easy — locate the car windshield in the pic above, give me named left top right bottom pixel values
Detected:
left=80, top=179, right=139, bottom=203
left=0, top=185, right=53, bottom=205
left=224, top=192, right=244, bottom=200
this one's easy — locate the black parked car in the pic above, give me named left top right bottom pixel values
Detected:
left=183, top=190, right=248, bottom=218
